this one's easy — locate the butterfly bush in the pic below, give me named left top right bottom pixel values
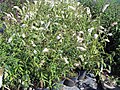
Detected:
left=0, top=0, right=111, bottom=89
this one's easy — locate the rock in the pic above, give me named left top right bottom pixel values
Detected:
left=63, top=78, right=75, bottom=87
left=35, top=88, right=49, bottom=90
left=113, top=86, right=120, bottom=90
left=62, top=85, right=79, bottom=90
left=78, top=70, right=86, bottom=80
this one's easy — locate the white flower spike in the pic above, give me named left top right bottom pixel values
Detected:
left=63, top=57, right=69, bottom=64
left=102, top=3, right=110, bottom=12
left=94, top=34, right=98, bottom=39
left=8, top=37, right=12, bottom=43
left=104, top=39, right=110, bottom=42
left=88, top=27, right=94, bottom=34
left=31, top=40, right=36, bottom=47
left=42, top=48, right=49, bottom=53
left=77, top=47, right=86, bottom=51
left=34, top=50, right=37, bottom=54
left=22, top=33, right=26, bottom=38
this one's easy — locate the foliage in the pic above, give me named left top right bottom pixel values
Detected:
left=80, top=0, right=120, bottom=76
left=101, top=2, right=120, bottom=76
left=0, top=0, right=112, bottom=89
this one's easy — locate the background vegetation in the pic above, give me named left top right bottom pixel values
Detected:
left=80, top=0, right=120, bottom=82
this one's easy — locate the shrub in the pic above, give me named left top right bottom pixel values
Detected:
left=80, top=0, right=120, bottom=81
left=0, top=0, right=111, bottom=89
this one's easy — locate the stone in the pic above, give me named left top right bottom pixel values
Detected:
left=62, top=85, right=80, bottom=90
